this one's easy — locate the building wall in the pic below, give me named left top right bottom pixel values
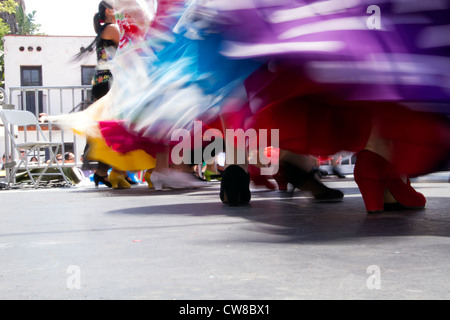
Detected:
left=4, top=35, right=97, bottom=113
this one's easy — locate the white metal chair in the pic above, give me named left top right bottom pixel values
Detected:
left=0, top=109, right=72, bottom=188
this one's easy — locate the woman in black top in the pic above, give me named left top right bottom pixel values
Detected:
left=77, top=1, right=120, bottom=187
left=77, top=0, right=119, bottom=100
left=90, top=1, right=119, bottom=100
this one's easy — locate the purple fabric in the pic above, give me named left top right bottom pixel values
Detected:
left=204, top=0, right=450, bottom=108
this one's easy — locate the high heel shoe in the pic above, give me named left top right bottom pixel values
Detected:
left=125, top=172, right=138, bottom=185
left=203, top=169, right=222, bottom=181
left=273, top=169, right=289, bottom=191
left=279, top=161, right=344, bottom=202
left=220, top=165, right=251, bottom=206
left=149, top=171, right=165, bottom=191
left=354, top=150, right=426, bottom=213
left=150, top=169, right=205, bottom=191
left=109, top=171, right=131, bottom=189
left=248, top=165, right=277, bottom=190
left=144, top=169, right=153, bottom=188
left=93, top=173, right=112, bottom=188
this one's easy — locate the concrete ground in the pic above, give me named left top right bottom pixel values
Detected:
left=0, top=172, right=449, bottom=300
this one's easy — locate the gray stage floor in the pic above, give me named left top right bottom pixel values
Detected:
left=0, top=172, right=449, bottom=300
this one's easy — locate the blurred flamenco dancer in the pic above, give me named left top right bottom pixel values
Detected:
left=206, top=0, right=450, bottom=210
left=50, top=0, right=158, bottom=188
left=51, top=0, right=450, bottom=211
left=101, top=0, right=449, bottom=209
left=95, top=0, right=259, bottom=190
left=74, top=0, right=120, bottom=188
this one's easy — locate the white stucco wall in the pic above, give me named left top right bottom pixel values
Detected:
left=4, top=35, right=97, bottom=87
left=3, top=35, right=97, bottom=114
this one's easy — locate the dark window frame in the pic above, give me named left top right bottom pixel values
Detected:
left=20, top=66, right=43, bottom=115
left=81, top=65, right=96, bottom=86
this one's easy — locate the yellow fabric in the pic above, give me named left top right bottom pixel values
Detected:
left=48, top=93, right=156, bottom=172
left=87, top=137, right=156, bottom=172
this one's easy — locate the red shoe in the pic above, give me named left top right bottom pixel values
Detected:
left=354, top=150, right=426, bottom=213
left=248, top=165, right=277, bottom=190
left=273, top=171, right=289, bottom=191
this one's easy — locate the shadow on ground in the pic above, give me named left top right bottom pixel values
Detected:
left=97, top=182, right=450, bottom=244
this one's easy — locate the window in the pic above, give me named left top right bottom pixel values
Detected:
left=20, top=66, right=43, bottom=116
left=81, top=66, right=95, bottom=108
left=21, top=66, right=42, bottom=87
left=81, top=66, right=96, bottom=85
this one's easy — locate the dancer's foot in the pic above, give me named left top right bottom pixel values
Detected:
left=279, top=161, right=344, bottom=202
left=109, top=170, right=131, bottom=189
left=144, top=169, right=153, bottom=188
left=220, top=165, right=251, bottom=206
left=354, top=149, right=426, bottom=213
left=150, top=169, right=205, bottom=190
left=93, top=173, right=112, bottom=188
left=248, top=165, right=276, bottom=190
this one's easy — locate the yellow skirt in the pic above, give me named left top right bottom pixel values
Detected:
left=87, top=136, right=156, bottom=172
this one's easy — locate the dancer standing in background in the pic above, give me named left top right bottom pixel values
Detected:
left=76, top=0, right=120, bottom=188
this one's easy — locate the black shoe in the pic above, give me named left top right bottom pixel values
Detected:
left=281, top=162, right=344, bottom=202
left=126, top=177, right=138, bottom=185
left=93, top=173, right=112, bottom=188
left=220, top=165, right=251, bottom=206
left=332, top=167, right=346, bottom=179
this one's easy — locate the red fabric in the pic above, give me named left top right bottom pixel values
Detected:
left=240, top=63, right=450, bottom=176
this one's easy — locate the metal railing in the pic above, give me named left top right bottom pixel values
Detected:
left=8, top=85, right=92, bottom=116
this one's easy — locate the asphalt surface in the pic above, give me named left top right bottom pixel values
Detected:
left=0, top=172, right=449, bottom=300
